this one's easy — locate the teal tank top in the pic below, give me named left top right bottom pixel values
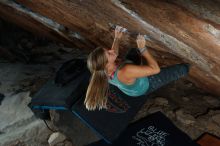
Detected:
left=108, top=61, right=149, bottom=96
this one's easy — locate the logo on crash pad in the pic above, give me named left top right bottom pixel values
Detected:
left=132, top=125, right=169, bottom=146
left=106, top=90, right=130, bottom=113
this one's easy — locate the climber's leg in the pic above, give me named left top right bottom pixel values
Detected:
left=145, top=63, right=190, bottom=95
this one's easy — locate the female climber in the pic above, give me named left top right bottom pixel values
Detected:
left=84, top=26, right=190, bottom=111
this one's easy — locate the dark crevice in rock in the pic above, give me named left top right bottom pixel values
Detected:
left=0, top=93, right=5, bottom=105
left=0, top=131, right=5, bottom=135
left=195, top=106, right=220, bottom=119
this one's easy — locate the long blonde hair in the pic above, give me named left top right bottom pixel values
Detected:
left=85, top=47, right=109, bottom=111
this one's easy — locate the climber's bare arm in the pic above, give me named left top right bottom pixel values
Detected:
left=121, top=63, right=160, bottom=79
left=111, top=26, right=124, bottom=56
left=120, top=35, right=160, bottom=79
left=111, top=38, right=120, bottom=56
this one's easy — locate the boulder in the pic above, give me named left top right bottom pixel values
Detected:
left=176, top=109, right=196, bottom=125
left=48, top=132, right=67, bottom=146
left=155, top=97, right=169, bottom=106
left=0, top=0, right=220, bottom=95
left=212, top=114, right=220, bottom=125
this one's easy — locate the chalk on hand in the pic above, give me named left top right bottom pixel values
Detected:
left=121, top=27, right=127, bottom=33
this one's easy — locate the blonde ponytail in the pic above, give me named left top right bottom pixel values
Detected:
left=85, top=71, right=108, bottom=110
left=85, top=47, right=109, bottom=111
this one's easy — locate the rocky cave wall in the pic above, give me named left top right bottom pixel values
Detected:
left=0, top=0, right=220, bottom=96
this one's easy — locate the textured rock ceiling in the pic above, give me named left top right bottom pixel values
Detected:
left=0, top=0, right=220, bottom=96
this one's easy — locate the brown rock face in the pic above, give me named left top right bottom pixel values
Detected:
left=0, top=0, right=220, bottom=95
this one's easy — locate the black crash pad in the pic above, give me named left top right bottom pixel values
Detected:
left=30, top=70, right=90, bottom=110
left=72, top=84, right=148, bottom=143
left=87, top=112, right=199, bottom=146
